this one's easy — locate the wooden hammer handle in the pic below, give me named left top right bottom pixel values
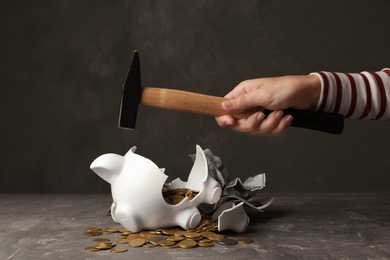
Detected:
left=140, top=87, right=344, bottom=134
left=141, top=87, right=252, bottom=118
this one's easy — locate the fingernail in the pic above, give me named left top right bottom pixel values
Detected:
left=275, top=110, right=284, bottom=119
left=257, top=112, right=265, bottom=121
left=225, top=120, right=234, bottom=126
left=223, top=100, right=233, bottom=109
left=285, top=115, right=293, bottom=124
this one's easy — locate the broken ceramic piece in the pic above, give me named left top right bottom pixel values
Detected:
left=90, top=145, right=222, bottom=232
left=214, top=202, right=250, bottom=233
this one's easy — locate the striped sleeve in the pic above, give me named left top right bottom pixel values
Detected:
left=311, top=68, right=390, bottom=120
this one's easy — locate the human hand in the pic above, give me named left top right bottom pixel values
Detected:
left=215, top=74, right=321, bottom=135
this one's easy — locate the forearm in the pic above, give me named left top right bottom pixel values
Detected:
left=311, top=69, right=390, bottom=120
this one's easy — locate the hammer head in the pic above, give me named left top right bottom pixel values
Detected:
left=118, top=50, right=141, bottom=130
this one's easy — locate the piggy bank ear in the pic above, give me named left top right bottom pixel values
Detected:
left=90, top=153, right=125, bottom=184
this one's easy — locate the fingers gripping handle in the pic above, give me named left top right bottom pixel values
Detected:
left=140, top=87, right=344, bottom=134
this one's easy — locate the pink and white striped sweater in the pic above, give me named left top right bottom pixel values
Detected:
left=312, top=69, right=390, bottom=120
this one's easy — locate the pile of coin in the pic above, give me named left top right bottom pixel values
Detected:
left=84, top=188, right=253, bottom=253
left=162, top=188, right=199, bottom=204
left=84, top=220, right=253, bottom=253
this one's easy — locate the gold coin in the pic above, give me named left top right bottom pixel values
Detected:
left=96, top=242, right=114, bottom=250
left=191, top=236, right=203, bottom=241
left=93, top=238, right=110, bottom=243
left=139, top=232, right=153, bottom=240
left=166, top=236, right=184, bottom=242
left=158, top=239, right=175, bottom=246
left=110, top=247, right=128, bottom=253
left=84, top=246, right=100, bottom=252
left=128, top=237, right=146, bottom=247
left=118, top=234, right=128, bottom=239
left=149, top=230, right=163, bottom=235
left=196, top=219, right=213, bottom=229
left=237, top=238, right=253, bottom=244
left=84, top=231, right=102, bottom=236
left=198, top=241, right=214, bottom=247
left=208, top=233, right=225, bottom=241
left=161, top=244, right=180, bottom=249
left=116, top=238, right=129, bottom=244
left=161, top=229, right=175, bottom=235
left=119, top=228, right=130, bottom=233
left=127, top=234, right=142, bottom=240
left=185, top=232, right=201, bottom=239
left=174, top=188, right=188, bottom=195
left=106, top=226, right=121, bottom=232
left=143, top=243, right=158, bottom=248
left=173, top=230, right=187, bottom=236
left=102, top=230, right=116, bottom=234
left=200, top=231, right=214, bottom=237
left=178, top=239, right=198, bottom=249
left=85, top=227, right=102, bottom=232
left=170, top=194, right=185, bottom=204
left=186, top=193, right=195, bottom=200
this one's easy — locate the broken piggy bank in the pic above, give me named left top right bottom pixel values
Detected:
left=90, top=145, right=222, bottom=232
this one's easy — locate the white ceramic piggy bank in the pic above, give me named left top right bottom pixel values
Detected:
left=90, top=145, right=222, bottom=232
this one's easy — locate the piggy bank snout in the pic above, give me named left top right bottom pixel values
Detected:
left=90, top=153, right=125, bottom=184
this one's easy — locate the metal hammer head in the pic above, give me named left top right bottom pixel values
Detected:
left=118, top=50, right=141, bottom=130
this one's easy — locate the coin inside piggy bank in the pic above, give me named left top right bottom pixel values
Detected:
left=90, top=145, right=222, bottom=232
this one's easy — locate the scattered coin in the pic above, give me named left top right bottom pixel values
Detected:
left=178, top=239, right=198, bottom=249
left=110, top=247, right=128, bottom=253
left=84, top=246, right=100, bottom=252
left=173, top=230, right=186, bottom=236
left=93, top=238, right=110, bottom=243
left=218, top=237, right=238, bottom=245
left=83, top=188, right=255, bottom=253
left=166, top=236, right=184, bottom=242
left=128, top=237, right=146, bottom=247
left=106, top=226, right=121, bottom=232
left=161, top=244, right=180, bottom=249
left=118, top=235, right=127, bottom=240
left=85, top=227, right=102, bottom=232
left=237, top=238, right=253, bottom=244
left=198, top=240, right=214, bottom=247
left=158, top=239, right=175, bottom=246
left=127, top=233, right=142, bottom=240
left=84, top=230, right=102, bottom=236
left=119, top=227, right=130, bottom=233
left=161, top=229, right=175, bottom=235
left=116, top=238, right=129, bottom=244
left=96, top=242, right=115, bottom=250
left=143, top=243, right=158, bottom=248
left=149, top=235, right=166, bottom=245
left=185, top=232, right=202, bottom=239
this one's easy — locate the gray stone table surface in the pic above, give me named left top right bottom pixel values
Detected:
left=1, top=193, right=390, bottom=260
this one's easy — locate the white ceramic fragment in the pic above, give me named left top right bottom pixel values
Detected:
left=90, top=145, right=222, bottom=232
left=216, top=202, right=250, bottom=233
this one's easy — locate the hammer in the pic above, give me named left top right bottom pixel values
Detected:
left=118, top=50, right=344, bottom=134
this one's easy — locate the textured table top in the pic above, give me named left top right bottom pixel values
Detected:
left=1, top=193, right=390, bottom=260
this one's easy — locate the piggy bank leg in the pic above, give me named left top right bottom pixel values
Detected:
left=202, top=176, right=222, bottom=205
left=113, top=203, right=142, bottom=233
left=110, top=202, right=120, bottom=223
left=175, top=207, right=202, bottom=230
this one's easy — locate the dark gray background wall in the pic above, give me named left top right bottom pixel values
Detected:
left=1, top=0, right=390, bottom=193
